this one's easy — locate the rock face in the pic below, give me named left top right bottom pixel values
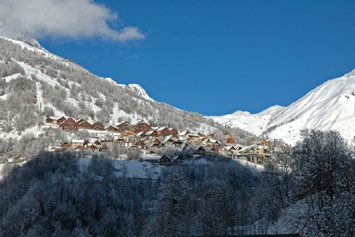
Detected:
left=212, top=70, right=355, bottom=145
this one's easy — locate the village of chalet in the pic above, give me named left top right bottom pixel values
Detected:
left=45, top=116, right=279, bottom=166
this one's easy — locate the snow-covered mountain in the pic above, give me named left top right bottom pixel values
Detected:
left=210, top=105, right=285, bottom=137
left=0, top=35, right=252, bottom=145
left=212, top=70, right=355, bottom=145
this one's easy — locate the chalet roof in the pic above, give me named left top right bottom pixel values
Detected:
left=93, top=121, right=104, bottom=126
left=223, top=145, right=236, bottom=151
left=179, top=131, right=189, bottom=136
left=78, top=120, right=92, bottom=126
left=189, top=132, right=200, bottom=137
left=77, top=118, right=85, bottom=123
left=60, top=117, right=77, bottom=126
left=198, top=132, right=206, bottom=137
left=157, top=127, right=168, bottom=131
left=101, top=139, right=114, bottom=142
left=72, top=139, right=84, bottom=143
left=173, top=139, right=183, bottom=144
left=162, top=135, right=174, bottom=144
left=173, top=155, right=184, bottom=160
left=145, top=130, right=156, bottom=135
left=117, top=121, right=131, bottom=126
left=136, top=140, right=145, bottom=145
left=89, top=144, right=98, bottom=149
left=136, top=131, right=145, bottom=137
left=132, top=121, right=149, bottom=127
left=160, top=155, right=171, bottom=161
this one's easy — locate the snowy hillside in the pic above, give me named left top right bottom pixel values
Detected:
left=266, top=71, right=355, bottom=145
left=0, top=35, right=253, bottom=146
left=210, top=105, right=284, bottom=137
left=212, top=70, right=355, bottom=145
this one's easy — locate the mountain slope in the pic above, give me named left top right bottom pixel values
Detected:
left=0, top=35, right=253, bottom=153
left=266, top=71, right=355, bottom=145
left=212, top=70, right=355, bottom=145
left=210, top=105, right=285, bottom=137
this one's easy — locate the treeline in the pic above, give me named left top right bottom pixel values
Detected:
left=0, top=130, right=353, bottom=236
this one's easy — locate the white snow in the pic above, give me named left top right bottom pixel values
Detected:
left=212, top=70, right=355, bottom=145
left=2, top=73, right=22, bottom=82
left=0, top=36, right=63, bottom=61
left=127, top=84, right=154, bottom=101
left=210, top=105, right=285, bottom=136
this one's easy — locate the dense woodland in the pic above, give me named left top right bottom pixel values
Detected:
left=0, top=130, right=354, bottom=236
left=0, top=38, right=252, bottom=138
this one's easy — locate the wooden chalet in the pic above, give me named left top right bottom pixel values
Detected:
left=194, top=146, right=206, bottom=154
left=89, top=144, right=98, bottom=151
left=132, top=122, right=151, bottom=133
left=136, top=140, right=147, bottom=150
left=76, top=118, right=85, bottom=124
left=160, top=155, right=171, bottom=165
left=116, top=121, right=132, bottom=133
left=100, top=144, right=109, bottom=151
left=59, top=142, right=70, bottom=151
left=188, top=133, right=200, bottom=142
left=224, top=146, right=236, bottom=151
left=46, top=117, right=58, bottom=125
left=145, top=130, right=158, bottom=137
left=151, top=139, right=162, bottom=149
left=212, top=146, right=220, bottom=154
left=57, top=116, right=66, bottom=124
left=72, top=139, right=84, bottom=149
left=198, top=132, right=206, bottom=138
left=207, top=133, right=215, bottom=138
left=59, top=118, right=78, bottom=132
left=259, top=139, right=272, bottom=147
left=179, top=131, right=190, bottom=138
left=225, top=135, right=236, bottom=144
left=92, top=122, right=105, bottom=131
left=174, top=155, right=184, bottom=163
left=169, top=128, right=178, bottom=137
left=94, top=140, right=101, bottom=146
left=163, top=136, right=175, bottom=146
left=173, top=139, right=184, bottom=148
left=74, top=145, right=84, bottom=150
left=157, top=127, right=170, bottom=137
left=78, top=120, right=92, bottom=130
left=136, top=131, right=146, bottom=138
left=117, top=138, right=129, bottom=147
left=107, top=125, right=119, bottom=132
left=54, top=147, right=66, bottom=152
left=101, top=139, right=114, bottom=146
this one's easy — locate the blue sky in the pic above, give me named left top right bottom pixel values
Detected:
left=38, top=0, right=355, bottom=115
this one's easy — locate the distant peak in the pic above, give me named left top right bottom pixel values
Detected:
left=0, top=31, right=42, bottom=49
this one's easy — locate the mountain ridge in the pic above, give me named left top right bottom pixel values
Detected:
left=212, top=69, right=355, bottom=145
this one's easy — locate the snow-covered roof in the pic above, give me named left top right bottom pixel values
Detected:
left=72, top=139, right=84, bottom=143
left=162, top=135, right=173, bottom=144
left=145, top=131, right=155, bottom=135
